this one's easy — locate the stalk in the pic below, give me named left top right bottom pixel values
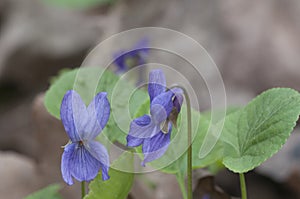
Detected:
left=171, top=85, right=193, bottom=199
left=239, top=173, right=247, bottom=199
left=81, top=181, right=86, bottom=199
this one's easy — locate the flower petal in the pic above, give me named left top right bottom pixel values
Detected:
left=85, top=92, right=110, bottom=140
left=94, top=92, right=110, bottom=128
left=150, top=90, right=174, bottom=123
left=128, top=115, right=160, bottom=139
left=101, top=164, right=110, bottom=181
left=60, top=90, right=88, bottom=142
left=61, top=143, right=76, bottom=185
left=142, top=123, right=172, bottom=166
left=127, top=135, right=144, bottom=147
left=127, top=115, right=151, bottom=147
left=148, top=69, right=166, bottom=102
left=85, top=141, right=110, bottom=181
left=69, top=144, right=102, bottom=182
left=127, top=38, right=149, bottom=58
left=113, top=39, right=149, bottom=74
left=113, top=50, right=127, bottom=72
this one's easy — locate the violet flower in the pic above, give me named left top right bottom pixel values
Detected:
left=60, top=90, right=110, bottom=185
left=113, top=38, right=149, bottom=73
left=126, top=69, right=183, bottom=165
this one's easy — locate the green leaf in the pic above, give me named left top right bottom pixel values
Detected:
left=24, top=184, right=62, bottom=199
left=221, top=88, right=300, bottom=173
left=191, top=113, right=223, bottom=169
left=192, top=107, right=240, bottom=170
left=84, top=152, right=134, bottom=199
left=43, top=0, right=116, bottom=9
left=44, top=67, right=148, bottom=145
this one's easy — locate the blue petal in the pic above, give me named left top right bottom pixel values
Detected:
left=127, top=38, right=149, bottom=57
left=127, top=115, right=151, bottom=147
left=61, top=143, right=76, bottom=185
left=94, top=92, right=110, bottom=128
left=101, top=164, right=110, bottom=181
left=113, top=38, right=149, bottom=73
left=141, top=123, right=172, bottom=166
left=69, top=144, right=102, bottom=182
left=127, top=135, right=144, bottom=147
left=60, top=90, right=88, bottom=142
left=150, top=90, right=174, bottom=123
left=134, top=114, right=151, bottom=126
left=128, top=115, right=160, bottom=139
left=148, top=69, right=166, bottom=102
left=84, top=92, right=110, bottom=140
left=171, top=88, right=184, bottom=112
left=85, top=141, right=110, bottom=181
left=113, top=50, right=127, bottom=72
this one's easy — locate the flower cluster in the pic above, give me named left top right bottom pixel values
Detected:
left=126, top=69, right=183, bottom=165
left=60, top=69, right=183, bottom=185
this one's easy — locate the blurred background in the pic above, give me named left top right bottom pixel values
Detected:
left=1, top=0, right=300, bottom=198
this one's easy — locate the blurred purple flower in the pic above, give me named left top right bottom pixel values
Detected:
left=60, top=90, right=110, bottom=185
left=113, top=38, right=149, bottom=73
left=126, top=69, right=183, bottom=165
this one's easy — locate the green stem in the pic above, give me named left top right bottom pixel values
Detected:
left=81, top=181, right=86, bottom=199
left=171, top=85, right=193, bottom=199
left=176, top=174, right=188, bottom=199
left=185, top=90, right=192, bottom=199
left=239, top=173, right=247, bottom=199
left=185, top=91, right=193, bottom=199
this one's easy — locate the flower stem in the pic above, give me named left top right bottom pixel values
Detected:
left=239, top=173, right=247, bottom=199
left=81, top=181, right=86, bottom=199
left=171, top=85, right=193, bottom=199
left=185, top=89, right=193, bottom=199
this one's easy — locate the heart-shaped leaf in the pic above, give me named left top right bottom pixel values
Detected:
left=221, top=88, right=300, bottom=173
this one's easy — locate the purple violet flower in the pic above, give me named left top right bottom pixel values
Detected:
left=126, top=69, right=183, bottom=165
left=60, top=90, right=110, bottom=185
left=113, top=38, right=149, bottom=73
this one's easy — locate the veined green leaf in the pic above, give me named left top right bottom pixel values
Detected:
left=221, top=88, right=300, bottom=173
